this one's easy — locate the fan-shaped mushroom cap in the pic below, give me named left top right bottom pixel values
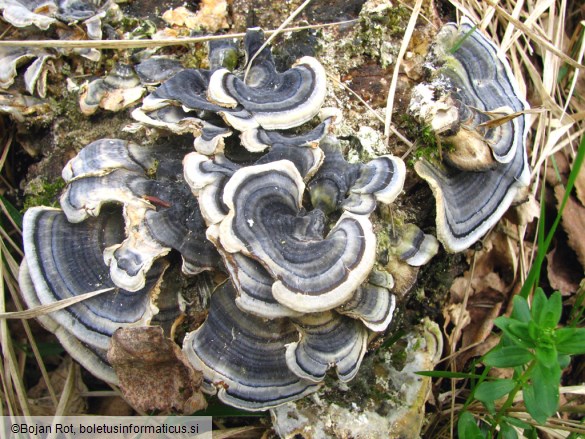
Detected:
left=0, top=0, right=106, bottom=30
left=80, top=64, right=144, bottom=115
left=217, top=160, right=376, bottom=313
left=207, top=224, right=300, bottom=319
left=411, top=19, right=530, bottom=252
left=62, top=141, right=219, bottom=289
left=285, top=311, right=368, bottom=382
left=60, top=168, right=152, bottom=223
left=337, top=281, right=396, bottom=332
left=309, top=137, right=406, bottom=215
left=432, top=20, right=528, bottom=165
left=135, top=57, right=184, bottom=85
left=0, top=47, right=53, bottom=94
left=240, top=116, right=333, bottom=153
left=62, top=139, right=157, bottom=182
left=0, top=0, right=57, bottom=29
left=183, top=152, right=239, bottom=225
left=102, top=205, right=170, bottom=291
left=206, top=29, right=326, bottom=130
left=208, top=56, right=326, bottom=130
left=143, top=171, right=221, bottom=275
left=255, top=143, right=324, bottom=181
left=142, top=69, right=225, bottom=113
left=390, top=223, right=439, bottom=266
left=182, top=283, right=319, bottom=411
left=19, top=260, right=118, bottom=384
left=131, top=106, right=232, bottom=156
left=22, top=207, right=164, bottom=351
left=415, top=152, right=528, bottom=252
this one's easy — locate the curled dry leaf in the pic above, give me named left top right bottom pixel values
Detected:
left=546, top=242, right=581, bottom=295
left=555, top=184, right=585, bottom=271
left=447, top=232, right=514, bottom=364
left=107, top=326, right=207, bottom=414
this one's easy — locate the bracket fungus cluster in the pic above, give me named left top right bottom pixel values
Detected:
left=409, top=19, right=530, bottom=252
left=16, top=14, right=533, bottom=415
left=21, top=28, right=409, bottom=411
left=0, top=0, right=113, bottom=98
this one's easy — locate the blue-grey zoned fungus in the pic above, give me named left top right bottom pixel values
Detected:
left=409, top=19, right=530, bottom=253
left=20, top=27, right=409, bottom=412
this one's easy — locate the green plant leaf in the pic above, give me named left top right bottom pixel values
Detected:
left=535, top=346, right=558, bottom=367
left=525, top=362, right=560, bottom=423
left=530, top=288, right=547, bottom=326
left=498, top=421, right=518, bottom=439
left=542, top=292, right=562, bottom=329
left=511, top=295, right=531, bottom=322
left=502, top=416, right=531, bottom=430
left=504, top=322, right=535, bottom=348
left=556, top=328, right=585, bottom=354
left=483, top=346, right=533, bottom=368
left=523, top=382, right=548, bottom=425
left=558, top=354, right=571, bottom=369
left=475, top=379, right=516, bottom=403
left=457, top=411, right=485, bottom=439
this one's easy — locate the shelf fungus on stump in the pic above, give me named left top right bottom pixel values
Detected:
left=133, top=28, right=328, bottom=155
left=390, top=223, right=440, bottom=267
left=183, top=283, right=320, bottom=411
left=19, top=206, right=168, bottom=383
left=60, top=139, right=219, bottom=291
left=409, top=19, right=530, bottom=252
left=309, top=136, right=406, bottom=215
left=0, top=0, right=110, bottom=37
left=20, top=26, right=412, bottom=413
left=212, top=160, right=377, bottom=313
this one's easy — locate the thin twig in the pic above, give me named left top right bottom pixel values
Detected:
left=384, top=0, right=423, bottom=145
left=0, top=20, right=356, bottom=50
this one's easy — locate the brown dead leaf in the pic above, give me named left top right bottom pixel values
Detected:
left=546, top=242, right=581, bottom=294
left=457, top=289, right=505, bottom=367
left=447, top=232, right=517, bottom=365
left=554, top=184, right=585, bottom=270
left=28, top=357, right=88, bottom=416
left=93, top=396, right=134, bottom=416
left=506, top=186, right=540, bottom=226
left=107, top=326, right=206, bottom=414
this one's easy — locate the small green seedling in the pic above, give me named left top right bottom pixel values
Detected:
left=459, top=288, right=585, bottom=438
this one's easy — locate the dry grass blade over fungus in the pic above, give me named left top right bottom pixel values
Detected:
left=1, top=0, right=585, bottom=437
